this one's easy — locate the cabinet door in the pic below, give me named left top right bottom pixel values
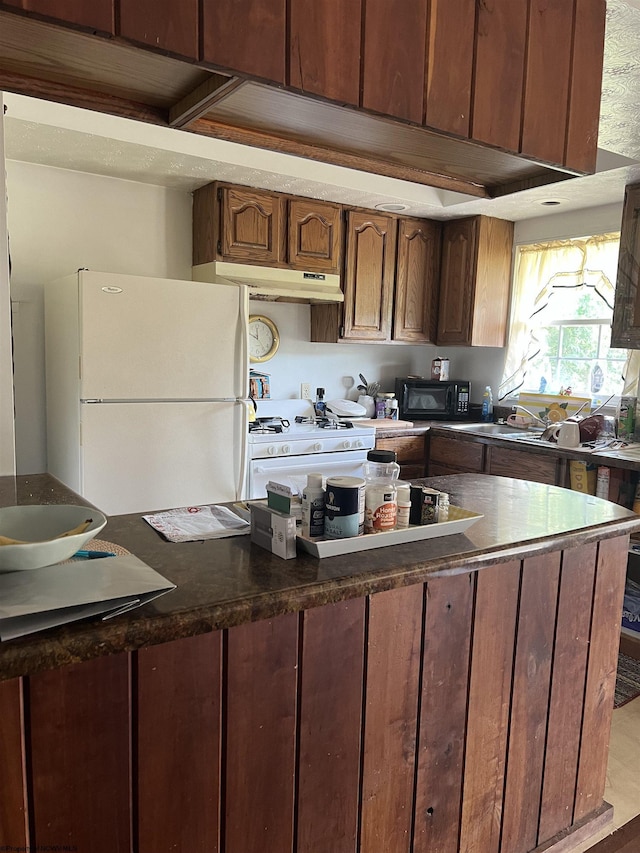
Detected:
left=201, top=0, right=286, bottom=84
left=342, top=211, right=396, bottom=341
left=469, top=216, right=513, bottom=347
left=289, top=0, right=361, bottom=106
left=612, top=184, right=640, bottom=348
left=119, top=0, right=197, bottom=59
left=486, top=446, right=558, bottom=484
left=361, top=0, right=427, bottom=123
left=220, top=186, right=285, bottom=265
left=377, top=434, right=427, bottom=479
left=429, top=434, right=484, bottom=473
left=288, top=198, right=342, bottom=273
left=436, top=218, right=478, bottom=345
left=1, top=0, right=113, bottom=32
left=393, top=218, right=441, bottom=343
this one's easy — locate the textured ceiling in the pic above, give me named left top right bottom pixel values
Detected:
left=3, top=0, right=640, bottom=222
left=600, top=0, right=640, bottom=160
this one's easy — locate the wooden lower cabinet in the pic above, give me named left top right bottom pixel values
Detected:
left=428, top=433, right=485, bottom=475
left=0, top=537, right=626, bottom=853
left=487, top=445, right=560, bottom=485
left=376, top=433, right=427, bottom=479
left=429, top=432, right=563, bottom=485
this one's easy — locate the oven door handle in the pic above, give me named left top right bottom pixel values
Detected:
left=253, top=458, right=365, bottom=475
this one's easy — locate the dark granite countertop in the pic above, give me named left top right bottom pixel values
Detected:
left=1, top=472, right=639, bottom=681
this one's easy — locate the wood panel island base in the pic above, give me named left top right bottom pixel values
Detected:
left=0, top=474, right=638, bottom=853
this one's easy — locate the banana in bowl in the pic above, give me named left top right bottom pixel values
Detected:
left=0, top=505, right=107, bottom=572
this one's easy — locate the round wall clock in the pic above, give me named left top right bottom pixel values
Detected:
left=249, top=314, right=280, bottom=363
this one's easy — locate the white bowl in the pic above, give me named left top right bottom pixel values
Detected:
left=0, top=505, right=107, bottom=572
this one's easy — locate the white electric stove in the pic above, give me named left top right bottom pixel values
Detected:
left=247, top=400, right=376, bottom=498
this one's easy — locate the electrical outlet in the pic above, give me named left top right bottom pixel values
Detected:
left=301, top=383, right=312, bottom=400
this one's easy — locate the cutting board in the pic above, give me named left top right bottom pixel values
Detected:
left=358, top=418, right=414, bottom=429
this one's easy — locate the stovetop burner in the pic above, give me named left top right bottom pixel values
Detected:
left=249, top=416, right=290, bottom=434
left=295, top=416, right=354, bottom=429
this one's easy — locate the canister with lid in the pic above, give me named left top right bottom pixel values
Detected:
left=364, top=450, right=400, bottom=534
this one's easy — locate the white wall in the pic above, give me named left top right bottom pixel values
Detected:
left=7, top=160, right=193, bottom=474
left=514, top=203, right=623, bottom=244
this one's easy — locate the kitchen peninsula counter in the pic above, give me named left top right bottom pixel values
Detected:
left=0, top=472, right=638, bottom=853
left=0, top=472, right=637, bottom=679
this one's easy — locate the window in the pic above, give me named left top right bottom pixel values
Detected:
left=500, top=233, right=626, bottom=402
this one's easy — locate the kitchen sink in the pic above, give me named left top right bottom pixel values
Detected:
left=448, top=422, right=544, bottom=437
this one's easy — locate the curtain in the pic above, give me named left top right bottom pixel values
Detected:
left=499, top=233, right=622, bottom=400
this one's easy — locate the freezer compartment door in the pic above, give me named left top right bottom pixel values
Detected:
left=80, top=401, right=247, bottom=516
left=78, top=271, right=248, bottom=400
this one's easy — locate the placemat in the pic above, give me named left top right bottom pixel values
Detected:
left=60, top=539, right=131, bottom=563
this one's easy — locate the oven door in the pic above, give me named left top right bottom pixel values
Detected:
left=248, top=450, right=367, bottom=499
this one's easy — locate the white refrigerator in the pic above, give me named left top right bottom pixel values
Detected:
left=45, top=270, right=250, bottom=516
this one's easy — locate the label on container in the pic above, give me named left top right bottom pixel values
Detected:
left=324, top=477, right=365, bottom=539
left=364, top=485, right=397, bottom=533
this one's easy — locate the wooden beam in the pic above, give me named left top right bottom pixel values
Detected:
left=169, top=74, right=243, bottom=128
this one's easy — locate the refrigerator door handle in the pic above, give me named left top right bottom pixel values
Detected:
left=238, top=285, right=250, bottom=399
left=237, top=404, right=249, bottom=501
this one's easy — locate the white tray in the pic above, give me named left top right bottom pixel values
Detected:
left=296, top=505, right=483, bottom=558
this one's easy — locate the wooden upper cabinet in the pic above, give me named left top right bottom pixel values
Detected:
left=565, top=0, right=606, bottom=173
left=521, top=0, right=574, bottom=165
left=472, top=0, right=528, bottom=152
left=361, top=0, right=427, bottom=124
left=288, top=199, right=342, bottom=274
left=119, top=0, right=197, bottom=59
left=201, top=0, right=286, bottom=84
left=193, top=183, right=342, bottom=271
left=289, top=0, right=362, bottom=106
left=219, top=186, right=285, bottom=265
left=437, top=216, right=513, bottom=347
left=1, top=0, right=114, bottom=32
left=425, top=0, right=475, bottom=137
left=611, top=184, right=640, bottom=349
left=393, top=218, right=441, bottom=343
left=342, top=211, right=397, bottom=341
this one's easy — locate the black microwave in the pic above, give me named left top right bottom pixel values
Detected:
left=394, top=378, right=471, bottom=421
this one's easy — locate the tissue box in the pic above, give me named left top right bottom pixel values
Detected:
left=250, top=503, right=297, bottom=560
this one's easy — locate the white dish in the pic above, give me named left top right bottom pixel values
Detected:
left=326, top=399, right=367, bottom=418
left=0, top=505, right=107, bottom=572
left=297, top=505, right=483, bottom=558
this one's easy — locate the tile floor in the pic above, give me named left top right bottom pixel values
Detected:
left=569, top=694, right=640, bottom=852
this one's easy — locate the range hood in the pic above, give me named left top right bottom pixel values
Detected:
left=192, top=262, right=343, bottom=303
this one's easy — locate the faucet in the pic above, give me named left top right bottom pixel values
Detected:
left=511, top=405, right=548, bottom=427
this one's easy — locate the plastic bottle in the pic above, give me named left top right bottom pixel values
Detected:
left=437, top=492, right=450, bottom=522
left=363, top=450, right=400, bottom=533
left=301, top=473, right=325, bottom=538
left=396, top=482, right=412, bottom=529
left=315, top=388, right=326, bottom=417
left=482, top=386, right=494, bottom=423
left=596, top=466, right=610, bottom=500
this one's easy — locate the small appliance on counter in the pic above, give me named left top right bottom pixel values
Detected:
left=394, top=377, right=471, bottom=421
